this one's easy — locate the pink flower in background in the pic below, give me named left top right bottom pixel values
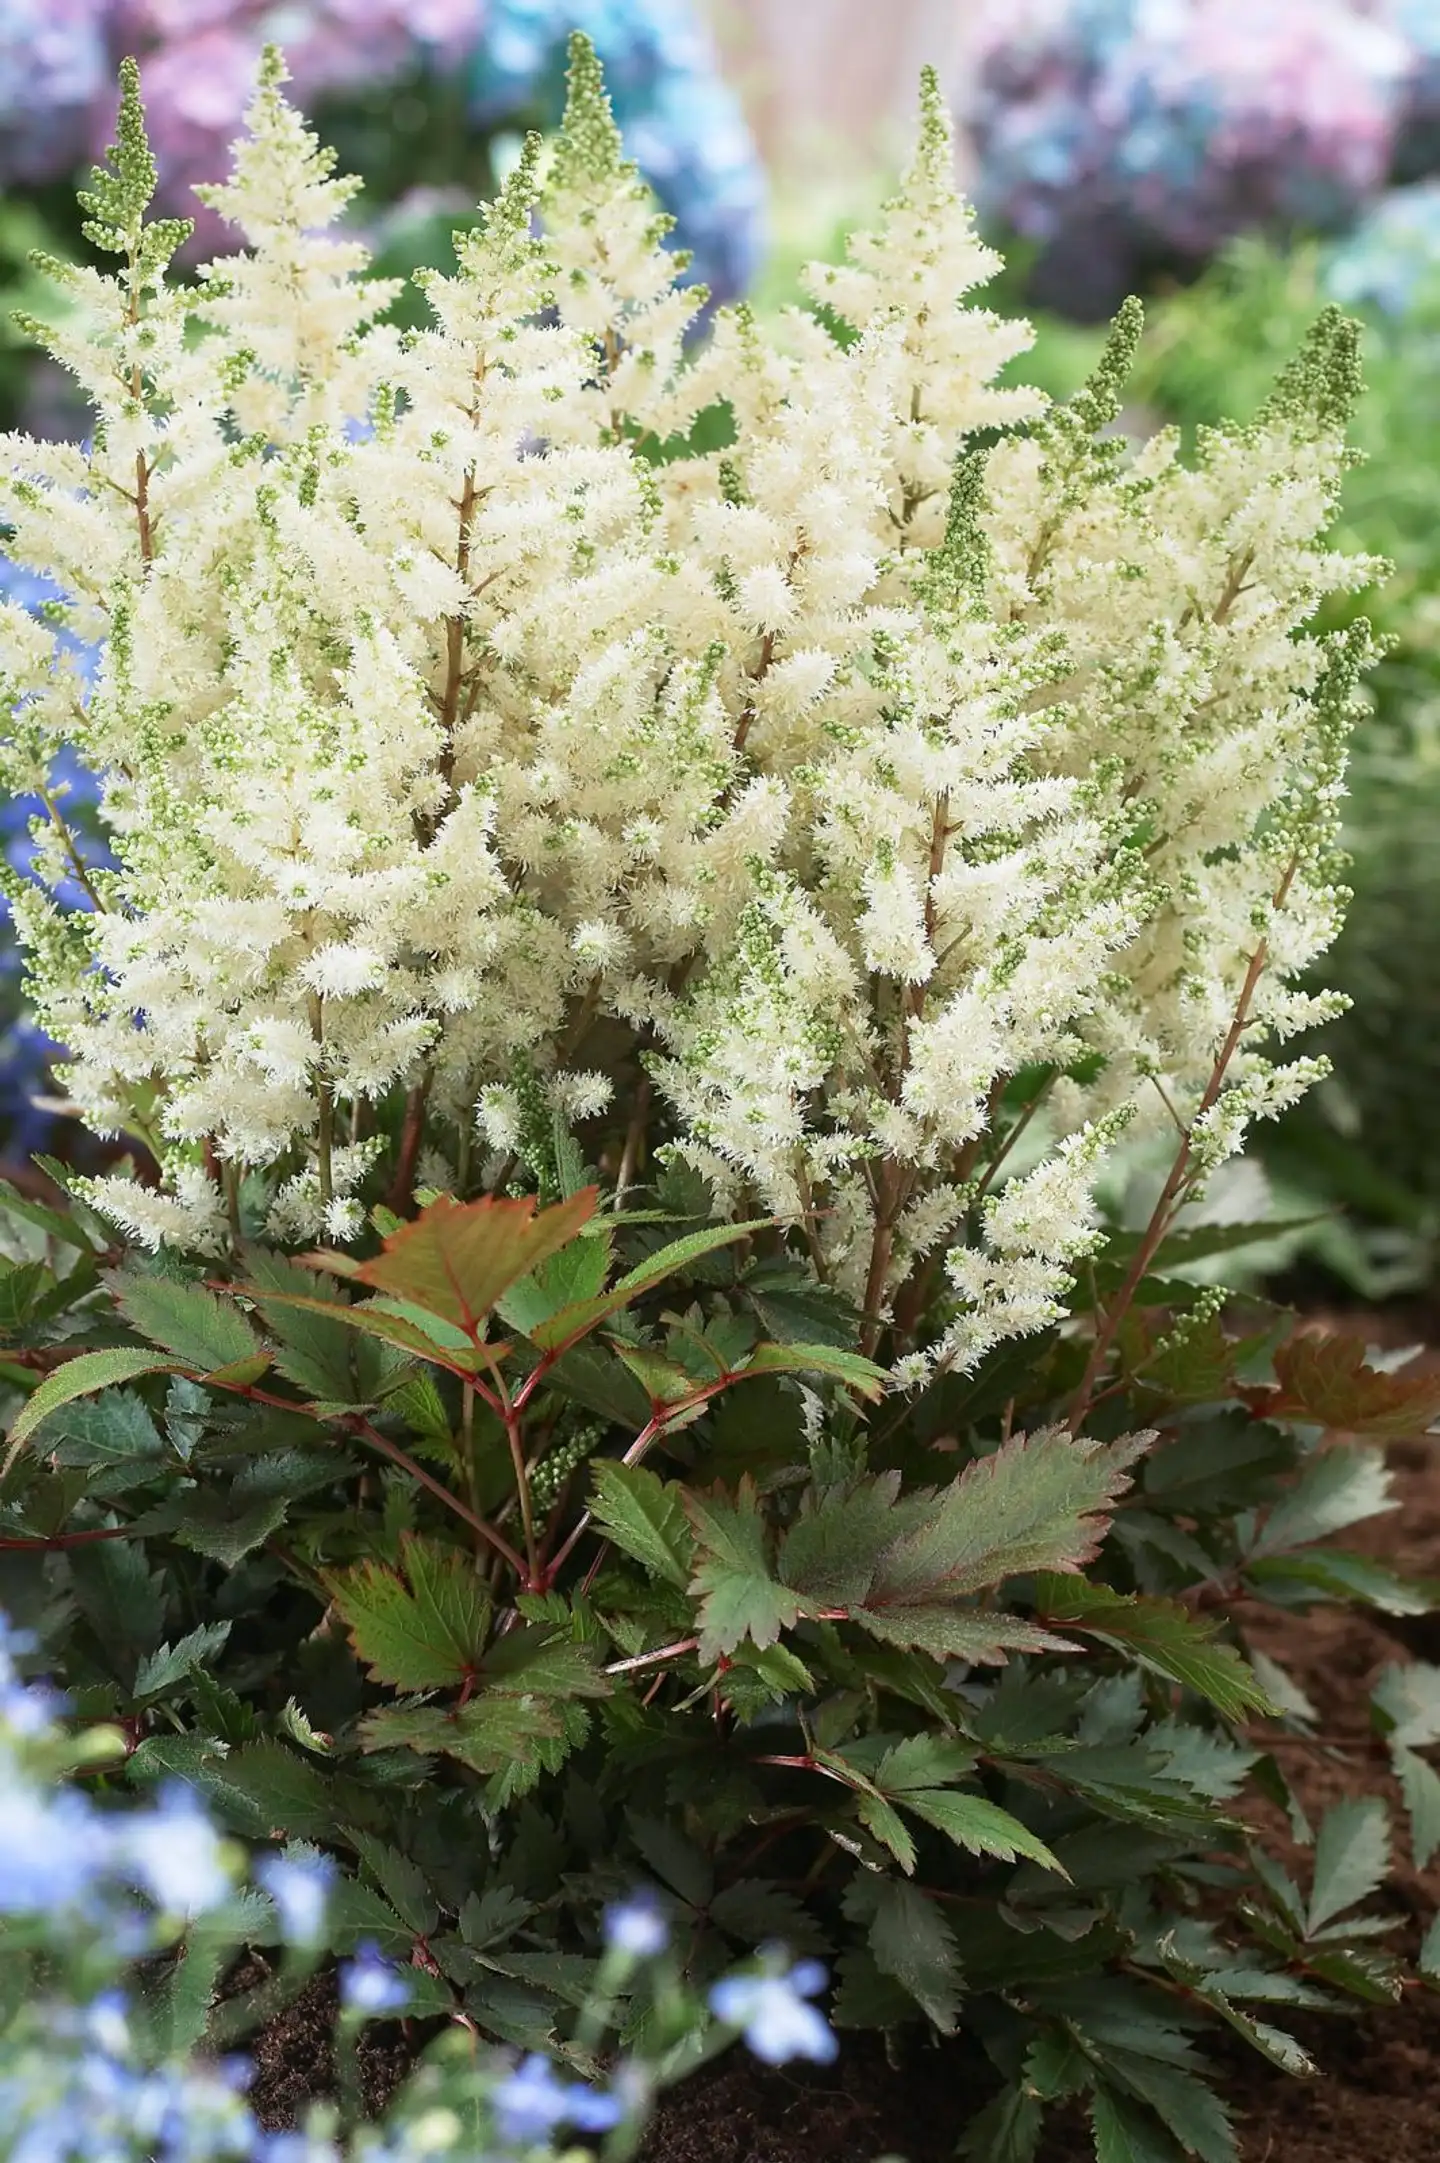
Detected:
left=79, top=2, right=486, bottom=254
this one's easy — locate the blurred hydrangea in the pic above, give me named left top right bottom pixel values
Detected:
left=969, top=0, right=1411, bottom=316
left=1323, top=175, right=1440, bottom=315
left=0, top=0, right=109, bottom=185
left=470, top=0, right=765, bottom=303
left=0, top=0, right=762, bottom=301
left=1387, top=0, right=1440, bottom=182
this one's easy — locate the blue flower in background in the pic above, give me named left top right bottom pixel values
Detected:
left=470, top=0, right=765, bottom=304
left=0, top=551, right=103, bottom=1162
left=708, top=1956, right=838, bottom=2067
left=491, top=2052, right=626, bottom=2144
left=338, top=1939, right=412, bottom=2016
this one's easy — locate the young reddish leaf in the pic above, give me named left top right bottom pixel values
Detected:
left=1261, top=1333, right=1440, bottom=1439
left=325, top=1535, right=492, bottom=1690
left=353, top=1189, right=599, bottom=1338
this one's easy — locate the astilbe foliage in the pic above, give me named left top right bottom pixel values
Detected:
left=5, top=45, right=1440, bottom=2163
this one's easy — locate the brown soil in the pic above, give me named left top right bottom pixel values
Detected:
left=247, top=1307, right=1440, bottom=2161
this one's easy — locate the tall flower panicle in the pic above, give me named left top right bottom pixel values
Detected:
left=1, top=44, right=1372, bottom=1377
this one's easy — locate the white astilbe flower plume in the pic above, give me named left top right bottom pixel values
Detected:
left=0, top=43, right=1372, bottom=1384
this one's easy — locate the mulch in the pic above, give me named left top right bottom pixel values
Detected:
left=244, top=1305, right=1440, bottom=2161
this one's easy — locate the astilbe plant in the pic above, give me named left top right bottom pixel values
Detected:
left=3, top=40, right=1440, bottom=2163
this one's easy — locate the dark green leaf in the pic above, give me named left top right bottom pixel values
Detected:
left=851, top=1875, right=963, bottom=2032
left=960, top=2085, right=1043, bottom=2163
left=1249, top=1445, right=1394, bottom=1560
left=1032, top=1578, right=1276, bottom=1720
left=1089, top=2086, right=1186, bottom=2163
left=46, top=1388, right=166, bottom=1470
left=133, top=1621, right=231, bottom=1700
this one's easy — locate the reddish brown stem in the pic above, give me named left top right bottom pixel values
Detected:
left=387, top=1068, right=433, bottom=1216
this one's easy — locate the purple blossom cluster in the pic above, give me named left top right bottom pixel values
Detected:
left=0, top=0, right=762, bottom=303
left=968, top=0, right=1440, bottom=317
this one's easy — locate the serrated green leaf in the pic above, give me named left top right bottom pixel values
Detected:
left=4, top=1348, right=179, bottom=1471
left=326, top=1535, right=492, bottom=1690
left=852, top=1605, right=1068, bottom=1663
left=1302, top=1946, right=1403, bottom=2003
left=685, top=1477, right=807, bottom=1661
left=1372, top=1662, right=1440, bottom=1748
left=0, top=1179, right=103, bottom=1251
left=1032, top=1578, right=1275, bottom=1720
left=741, top=1340, right=886, bottom=1399
left=348, top=1832, right=439, bottom=1938
left=901, top=1790, right=1067, bottom=1875
left=1393, top=1746, right=1440, bottom=1871
left=1196, top=1996, right=1316, bottom=2078
left=740, top=1262, right=860, bottom=1348
left=1306, top=1797, right=1390, bottom=1934
left=187, top=1741, right=334, bottom=1840
left=854, top=1789, right=917, bottom=1872
left=1419, top=1912, right=1440, bottom=1984
left=248, top=1288, right=479, bottom=1374
left=46, top=1388, right=166, bottom=1470
left=870, top=1429, right=1148, bottom=1610
left=544, top=1340, right=653, bottom=1426
left=244, top=1248, right=374, bottom=1402
left=116, top=1274, right=260, bottom=1375
left=496, top=1230, right=612, bottom=1337
left=133, top=1621, right=231, bottom=1700
left=358, top=1695, right=565, bottom=1775
left=524, top=1218, right=769, bottom=1352
left=1101, top=2051, right=1236, bottom=2163
left=171, top=1448, right=342, bottom=1567
left=1247, top=1549, right=1434, bottom=1615
left=589, top=1461, right=694, bottom=1588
